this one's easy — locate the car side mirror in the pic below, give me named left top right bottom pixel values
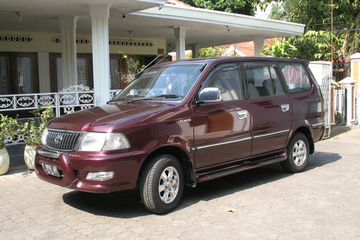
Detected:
left=197, top=87, right=222, bottom=103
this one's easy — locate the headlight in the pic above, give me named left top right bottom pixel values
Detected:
left=77, top=132, right=130, bottom=151
left=41, top=128, right=48, bottom=145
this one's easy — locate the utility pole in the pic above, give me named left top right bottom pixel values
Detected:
left=330, top=0, right=334, bottom=65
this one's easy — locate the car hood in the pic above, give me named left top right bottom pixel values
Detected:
left=47, top=101, right=174, bottom=132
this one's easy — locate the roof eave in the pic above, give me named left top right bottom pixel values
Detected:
left=133, top=5, right=305, bottom=37
left=138, top=0, right=166, bottom=6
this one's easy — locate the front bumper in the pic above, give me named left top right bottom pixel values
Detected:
left=35, top=146, right=147, bottom=193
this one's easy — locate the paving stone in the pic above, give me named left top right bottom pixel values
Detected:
left=1, top=128, right=360, bottom=240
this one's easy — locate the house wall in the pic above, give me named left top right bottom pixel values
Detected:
left=0, top=31, right=166, bottom=92
left=0, top=31, right=166, bottom=55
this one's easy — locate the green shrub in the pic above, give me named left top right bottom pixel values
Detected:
left=21, top=107, right=55, bottom=146
left=335, top=112, right=344, bottom=124
left=0, top=114, right=21, bottom=149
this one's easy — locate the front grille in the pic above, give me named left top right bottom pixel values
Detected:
left=46, top=130, right=81, bottom=151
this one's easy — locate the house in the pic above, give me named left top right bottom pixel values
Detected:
left=0, top=0, right=304, bottom=109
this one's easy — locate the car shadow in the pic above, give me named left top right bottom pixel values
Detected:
left=62, top=151, right=341, bottom=218
left=62, top=190, right=148, bottom=218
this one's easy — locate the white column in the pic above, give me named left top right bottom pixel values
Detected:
left=338, top=89, right=343, bottom=114
left=59, top=16, right=78, bottom=90
left=350, top=54, right=360, bottom=123
left=90, top=4, right=111, bottom=105
left=191, top=44, right=200, bottom=59
left=253, top=38, right=264, bottom=57
left=357, top=90, right=360, bottom=124
left=174, top=27, right=186, bottom=60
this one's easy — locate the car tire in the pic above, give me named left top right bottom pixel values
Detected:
left=281, top=133, right=310, bottom=173
left=140, top=154, right=184, bottom=214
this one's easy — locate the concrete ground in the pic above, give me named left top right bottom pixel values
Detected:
left=0, top=128, right=359, bottom=240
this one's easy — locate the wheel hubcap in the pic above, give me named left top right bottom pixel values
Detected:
left=292, top=140, right=307, bottom=166
left=158, top=166, right=179, bottom=204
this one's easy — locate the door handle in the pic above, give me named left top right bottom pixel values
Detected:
left=281, top=104, right=290, bottom=112
left=237, top=110, right=248, bottom=120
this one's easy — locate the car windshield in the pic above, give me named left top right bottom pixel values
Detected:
left=114, top=64, right=204, bottom=102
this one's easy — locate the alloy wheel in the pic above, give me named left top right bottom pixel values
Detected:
left=292, top=139, right=307, bottom=167
left=158, top=166, right=180, bottom=204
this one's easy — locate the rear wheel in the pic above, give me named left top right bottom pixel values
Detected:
left=281, top=133, right=310, bottom=173
left=140, top=154, right=184, bottom=214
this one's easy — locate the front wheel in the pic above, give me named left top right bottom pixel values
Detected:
left=139, top=154, right=184, bottom=214
left=281, top=133, right=310, bottom=173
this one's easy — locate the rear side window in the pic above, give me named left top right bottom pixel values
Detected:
left=204, top=64, right=244, bottom=101
left=279, top=63, right=311, bottom=94
left=244, top=63, right=284, bottom=99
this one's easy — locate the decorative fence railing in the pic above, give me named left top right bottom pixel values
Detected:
left=0, top=89, right=120, bottom=117
left=1, top=89, right=120, bottom=145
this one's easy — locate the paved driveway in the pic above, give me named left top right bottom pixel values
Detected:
left=1, top=128, right=360, bottom=240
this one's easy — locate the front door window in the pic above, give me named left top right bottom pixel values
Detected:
left=55, top=57, right=63, bottom=91
left=17, top=56, right=34, bottom=94
left=77, top=57, right=89, bottom=87
left=0, top=52, right=38, bottom=94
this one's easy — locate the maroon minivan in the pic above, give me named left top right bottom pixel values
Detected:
left=35, top=57, right=324, bottom=214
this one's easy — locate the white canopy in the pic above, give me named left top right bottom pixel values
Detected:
left=0, top=0, right=304, bottom=49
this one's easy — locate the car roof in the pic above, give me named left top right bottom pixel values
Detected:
left=155, top=57, right=309, bottom=68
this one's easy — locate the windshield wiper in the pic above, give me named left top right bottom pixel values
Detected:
left=126, top=94, right=183, bottom=103
left=153, top=94, right=183, bottom=99
left=107, top=95, right=140, bottom=103
left=108, top=94, right=182, bottom=104
left=107, top=98, right=123, bottom=103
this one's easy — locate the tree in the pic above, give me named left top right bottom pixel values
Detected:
left=263, top=31, right=343, bottom=61
left=268, top=0, right=330, bottom=31
left=199, top=46, right=222, bottom=58
left=181, top=0, right=257, bottom=15
left=268, top=0, right=360, bottom=57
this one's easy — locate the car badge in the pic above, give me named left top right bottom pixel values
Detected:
left=54, top=134, right=63, bottom=144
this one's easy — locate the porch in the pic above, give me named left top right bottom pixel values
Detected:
left=0, top=0, right=304, bottom=104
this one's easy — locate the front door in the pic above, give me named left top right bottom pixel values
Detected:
left=0, top=52, right=38, bottom=94
left=192, top=64, right=252, bottom=169
left=243, top=62, right=292, bottom=156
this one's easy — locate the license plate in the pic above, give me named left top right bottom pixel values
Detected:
left=41, top=162, right=61, bottom=177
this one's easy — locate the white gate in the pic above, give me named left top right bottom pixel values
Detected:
left=309, top=61, right=333, bottom=138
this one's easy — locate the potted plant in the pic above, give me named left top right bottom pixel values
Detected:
left=0, top=114, right=20, bottom=175
left=22, top=107, right=54, bottom=170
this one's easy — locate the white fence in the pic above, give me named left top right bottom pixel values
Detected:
left=0, top=90, right=120, bottom=117
left=333, top=89, right=345, bottom=116
left=309, top=62, right=332, bottom=126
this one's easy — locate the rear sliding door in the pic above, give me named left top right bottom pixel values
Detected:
left=243, top=62, right=292, bottom=156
